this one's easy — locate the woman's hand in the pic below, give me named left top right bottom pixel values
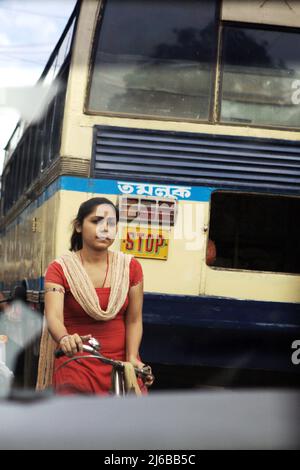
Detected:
left=129, top=356, right=154, bottom=387
left=59, top=334, right=92, bottom=357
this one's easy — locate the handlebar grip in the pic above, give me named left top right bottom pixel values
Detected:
left=54, top=349, right=65, bottom=358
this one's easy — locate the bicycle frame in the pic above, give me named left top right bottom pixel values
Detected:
left=111, top=366, right=126, bottom=396
left=54, top=339, right=152, bottom=396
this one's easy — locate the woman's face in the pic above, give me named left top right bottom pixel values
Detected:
left=79, top=204, right=118, bottom=251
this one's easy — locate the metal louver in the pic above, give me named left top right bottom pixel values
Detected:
left=92, top=126, right=300, bottom=193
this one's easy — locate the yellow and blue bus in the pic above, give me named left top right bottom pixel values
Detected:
left=1, top=0, right=300, bottom=388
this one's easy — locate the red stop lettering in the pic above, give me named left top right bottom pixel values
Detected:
left=126, top=232, right=134, bottom=250
left=155, top=235, right=164, bottom=253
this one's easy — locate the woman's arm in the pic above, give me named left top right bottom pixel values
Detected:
left=125, top=280, right=154, bottom=387
left=44, top=282, right=67, bottom=343
left=125, top=280, right=144, bottom=366
left=44, top=282, right=88, bottom=356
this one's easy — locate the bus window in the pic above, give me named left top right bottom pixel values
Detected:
left=220, top=26, right=300, bottom=128
left=209, top=192, right=300, bottom=274
left=87, top=0, right=218, bottom=120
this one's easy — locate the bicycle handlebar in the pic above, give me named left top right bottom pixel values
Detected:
left=55, top=344, right=96, bottom=359
left=54, top=345, right=153, bottom=380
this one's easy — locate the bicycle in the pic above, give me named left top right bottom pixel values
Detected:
left=54, top=337, right=154, bottom=396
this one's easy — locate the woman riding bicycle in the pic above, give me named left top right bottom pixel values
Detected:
left=36, top=197, right=152, bottom=395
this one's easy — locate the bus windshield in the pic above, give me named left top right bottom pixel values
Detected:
left=87, top=0, right=218, bottom=120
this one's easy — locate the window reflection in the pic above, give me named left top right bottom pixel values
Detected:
left=221, top=27, right=300, bottom=128
left=88, top=0, right=217, bottom=120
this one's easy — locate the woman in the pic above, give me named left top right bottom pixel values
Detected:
left=37, top=197, right=152, bottom=395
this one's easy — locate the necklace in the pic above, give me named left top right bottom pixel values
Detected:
left=79, top=251, right=109, bottom=288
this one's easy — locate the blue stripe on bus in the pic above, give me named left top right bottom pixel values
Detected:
left=60, top=176, right=214, bottom=201
left=2, top=176, right=215, bottom=232
left=143, top=292, right=300, bottom=330
left=141, top=293, right=300, bottom=372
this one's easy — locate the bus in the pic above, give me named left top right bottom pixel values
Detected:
left=1, top=0, right=300, bottom=389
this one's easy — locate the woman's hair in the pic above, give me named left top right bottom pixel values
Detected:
left=70, top=197, right=119, bottom=251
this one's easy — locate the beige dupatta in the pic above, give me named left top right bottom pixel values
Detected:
left=36, top=250, right=132, bottom=391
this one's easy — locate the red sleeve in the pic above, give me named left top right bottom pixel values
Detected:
left=129, top=257, right=143, bottom=287
left=44, top=261, right=68, bottom=289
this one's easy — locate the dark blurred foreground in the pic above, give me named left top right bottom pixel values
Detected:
left=0, top=390, right=299, bottom=450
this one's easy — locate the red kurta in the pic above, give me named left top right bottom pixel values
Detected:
left=45, top=256, right=146, bottom=395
